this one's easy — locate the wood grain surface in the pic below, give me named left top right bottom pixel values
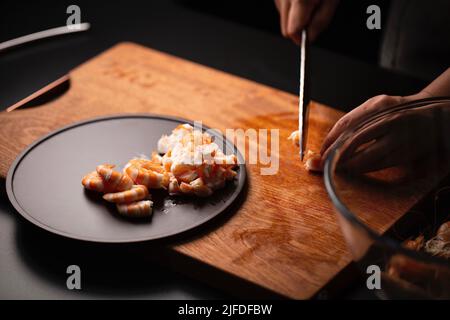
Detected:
left=0, top=43, right=439, bottom=299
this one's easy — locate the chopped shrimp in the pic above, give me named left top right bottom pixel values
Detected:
left=103, top=185, right=150, bottom=204
left=157, top=124, right=237, bottom=197
left=288, top=130, right=300, bottom=146
left=168, top=175, right=181, bottom=195
left=288, top=131, right=323, bottom=173
left=304, top=150, right=323, bottom=173
left=179, top=178, right=213, bottom=197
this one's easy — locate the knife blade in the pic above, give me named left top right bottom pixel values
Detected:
left=299, top=29, right=311, bottom=160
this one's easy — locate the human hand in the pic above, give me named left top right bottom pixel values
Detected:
left=321, top=94, right=409, bottom=161
left=274, top=0, right=339, bottom=44
left=319, top=92, right=443, bottom=172
left=334, top=106, right=442, bottom=173
left=320, top=69, right=450, bottom=173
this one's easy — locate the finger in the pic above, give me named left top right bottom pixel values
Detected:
left=321, top=116, right=386, bottom=164
left=338, top=108, right=435, bottom=171
left=339, top=117, right=390, bottom=161
left=278, top=0, right=291, bottom=37
left=342, top=135, right=401, bottom=173
left=320, top=95, right=405, bottom=156
left=274, top=0, right=281, bottom=11
left=308, top=0, right=339, bottom=41
left=287, top=0, right=317, bottom=44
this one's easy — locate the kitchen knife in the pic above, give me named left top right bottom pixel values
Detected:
left=299, top=29, right=311, bottom=160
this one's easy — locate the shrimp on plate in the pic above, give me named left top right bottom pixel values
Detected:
left=96, top=164, right=134, bottom=191
left=82, top=164, right=133, bottom=192
left=124, top=158, right=170, bottom=189
left=82, top=171, right=107, bottom=192
left=82, top=164, right=153, bottom=218
left=157, top=124, right=237, bottom=197
left=116, top=200, right=153, bottom=217
left=81, top=123, right=239, bottom=219
left=103, top=185, right=150, bottom=203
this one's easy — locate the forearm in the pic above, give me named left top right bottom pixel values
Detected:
left=418, top=67, right=450, bottom=98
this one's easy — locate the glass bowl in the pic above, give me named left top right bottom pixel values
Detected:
left=324, top=97, right=450, bottom=299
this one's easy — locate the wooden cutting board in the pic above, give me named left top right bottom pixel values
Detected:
left=0, top=43, right=436, bottom=299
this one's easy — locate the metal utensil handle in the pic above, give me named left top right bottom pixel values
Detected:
left=0, top=23, right=90, bottom=52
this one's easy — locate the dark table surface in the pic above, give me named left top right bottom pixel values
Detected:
left=0, top=0, right=426, bottom=299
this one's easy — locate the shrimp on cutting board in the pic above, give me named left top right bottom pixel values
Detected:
left=288, top=130, right=323, bottom=173
left=304, top=150, right=323, bottom=173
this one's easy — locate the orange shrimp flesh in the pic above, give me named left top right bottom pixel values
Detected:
left=304, top=150, right=323, bottom=173
left=103, top=185, right=150, bottom=204
left=168, top=175, right=181, bottom=195
left=179, top=178, right=213, bottom=197
left=116, top=200, right=153, bottom=217
left=124, top=159, right=170, bottom=189
left=96, top=164, right=133, bottom=191
left=81, top=171, right=106, bottom=192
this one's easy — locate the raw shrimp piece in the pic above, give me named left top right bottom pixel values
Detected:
left=103, top=185, right=150, bottom=204
left=304, top=150, right=323, bottom=173
left=82, top=171, right=107, bottom=192
left=168, top=175, right=181, bottom=195
left=96, top=164, right=133, bottom=191
left=124, top=159, right=170, bottom=189
left=116, top=200, right=153, bottom=217
left=288, top=130, right=300, bottom=146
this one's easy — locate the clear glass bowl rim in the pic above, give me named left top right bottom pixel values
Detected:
left=324, top=96, right=450, bottom=268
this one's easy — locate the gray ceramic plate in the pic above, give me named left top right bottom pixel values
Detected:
left=6, top=114, right=246, bottom=243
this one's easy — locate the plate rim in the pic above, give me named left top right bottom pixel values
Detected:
left=6, top=113, right=246, bottom=243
